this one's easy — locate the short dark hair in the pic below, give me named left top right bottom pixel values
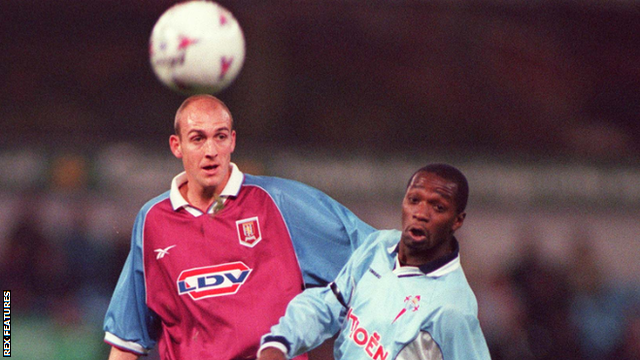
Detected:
left=408, top=163, right=469, bottom=213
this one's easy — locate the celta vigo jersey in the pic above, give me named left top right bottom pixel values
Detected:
left=261, top=229, right=490, bottom=360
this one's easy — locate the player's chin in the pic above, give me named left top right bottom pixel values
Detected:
left=400, top=232, right=429, bottom=250
left=198, top=175, right=223, bottom=189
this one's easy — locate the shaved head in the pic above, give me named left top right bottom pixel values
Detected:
left=174, top=95, right=234, bottom=137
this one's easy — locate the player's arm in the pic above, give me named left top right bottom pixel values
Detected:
left=257, top=346, right=287, bottom=360
left=108, top=346, right=140, bottom=360
left=103, top=207, right=158, bottom=356
left=258, top=239, right=370, bottom=359
left=262, top=177, right=376, bottom=286
left=258, top=285, right=344, bottom=358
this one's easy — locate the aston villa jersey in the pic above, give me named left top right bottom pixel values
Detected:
left=103, top=164, right=375, bottom=359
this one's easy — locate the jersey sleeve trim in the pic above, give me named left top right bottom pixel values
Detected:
left=104, top=332, right=149, bottom=355
left=258, top=339, right=290, bottom=359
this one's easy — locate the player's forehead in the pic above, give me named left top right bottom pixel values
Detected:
left=407, top=171, right=458, bottom=199
left=178, top=100, right=232, bottom=131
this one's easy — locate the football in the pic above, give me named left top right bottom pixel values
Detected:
left=149, top=0, right=246, bottom=95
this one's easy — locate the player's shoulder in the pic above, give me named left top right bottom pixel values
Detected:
left=431, top=299, right=481, bottom=334
left=243, top=174, right=326, bottom=197
left=244, top=173, right=313, bottom=188
left=355, top=229, right=400, bottom=256
left=431, top=270, right=479, bottom=314
left=139, top=190, right=171, bottom=215
left=369, top=229, right=401, bottom=247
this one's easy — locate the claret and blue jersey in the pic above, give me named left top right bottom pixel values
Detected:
left=103, top=164, right=375, bottom=360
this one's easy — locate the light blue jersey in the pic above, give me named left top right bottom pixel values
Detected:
left=261, top=229, right=491, bottom=360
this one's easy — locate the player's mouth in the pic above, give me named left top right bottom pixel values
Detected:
left=202, top=164, right=219, bottom=173
left=407, top=226, right=427, bottom=241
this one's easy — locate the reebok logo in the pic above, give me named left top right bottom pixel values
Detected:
left=154, top=245, right=176, bottom=259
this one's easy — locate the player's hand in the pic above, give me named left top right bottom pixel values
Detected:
left=258, top=347, right=287, bottom=360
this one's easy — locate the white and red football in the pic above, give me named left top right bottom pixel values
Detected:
left=149, top=1, right=245, bottom=95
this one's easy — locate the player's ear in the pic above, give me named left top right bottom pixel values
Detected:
left=230, top=130, right=236, bottom=154
left=451, top=212, right=466, bottom=233
left=170, top=134, right=182, bottom=158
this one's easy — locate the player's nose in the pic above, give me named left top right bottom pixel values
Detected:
left=412, top=206, right=429, bottom=222
left=203, top=138, right=218, bottom=157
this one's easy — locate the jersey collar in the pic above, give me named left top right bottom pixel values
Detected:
left=390, top=238, right=461, bottom=278
left=169, top=162, right=243, bottom=214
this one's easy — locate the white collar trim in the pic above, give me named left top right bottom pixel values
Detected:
left=169, top=163, right=243, bottom=215
left=426, top=256, right=461, bottom=277
left=389, top=243, right=461, bottom=278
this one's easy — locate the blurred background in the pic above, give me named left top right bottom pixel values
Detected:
left=2, top=0, right=640, bottom=359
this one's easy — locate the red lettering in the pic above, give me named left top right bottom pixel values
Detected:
left=353, top=327, right=368, bottom=346
left=347, top=308, right=359, bottom=332
left=373, top=344, right=388, bottom=360
left=346, top=309, right=387, bottom=360
left=365, top=332, right=380, bottom=357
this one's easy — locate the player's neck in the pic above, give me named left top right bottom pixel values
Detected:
left=399, top=240, right=454, bottom=267
left=180, top=182, right=218, bottom=213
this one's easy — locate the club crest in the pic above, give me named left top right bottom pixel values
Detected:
left=236, top=216, right=262, bottom=247
left=392, top=295, right=421, bottom=323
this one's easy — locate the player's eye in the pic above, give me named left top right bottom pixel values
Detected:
left=190, top=135, right=204, bottom=143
